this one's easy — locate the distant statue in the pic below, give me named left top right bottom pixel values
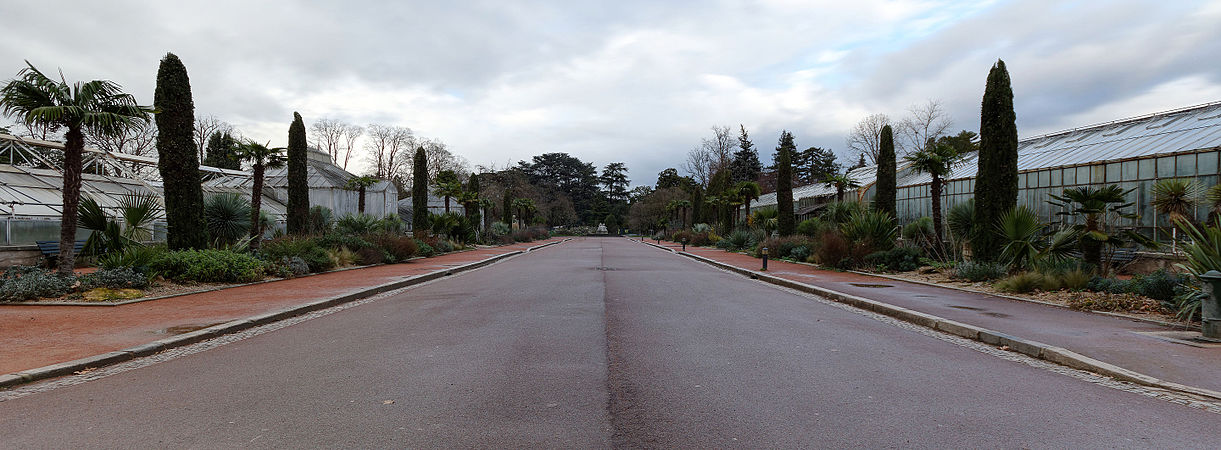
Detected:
left=596, top=223, right=608, bottom=234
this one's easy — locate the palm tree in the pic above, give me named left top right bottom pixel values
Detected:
left=435, top=180, right=464, bottom=214
left=822, top=172, right=860, bottom=203
left=1047, top=184, right=1154, bottom=272
left=1152, top=178, right=1201, bottom=252
left=1206, top=184, right=1221, bottom=224
left=904, top=142, right=960, bottom=248
left=346, top=175, right=379, bottom=214
left=667, top=199, right=692, bottom=231
left=234, top=140, right=285, bottom=246
left=1, top=62, right=154, bottom=274
left=511, top=198, right=536, bottom=228
left=736, top=181, right=761, bottom=225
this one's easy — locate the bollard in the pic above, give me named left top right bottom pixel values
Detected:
left=682, top=239, right=687, bottom=252
left=761, top=247, right=769, bottom=271
left=1200, top=270, right=1221, bottom=341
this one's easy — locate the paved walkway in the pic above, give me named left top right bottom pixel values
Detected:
left=643, top=238, right=1221, bottom=395
left=0, top=239, right=563, bottom=375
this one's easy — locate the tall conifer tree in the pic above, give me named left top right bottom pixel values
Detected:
left=155, top=53, right=206, bottom=249
left=775, top=131, right=796, bottom=235
left=874, top=124, right=897, bottom=218
left=412, top=146, right=429, bottom=233
left=286, top=112, right=309, bottom=234
left=974, top=59, right=1019, bottom=261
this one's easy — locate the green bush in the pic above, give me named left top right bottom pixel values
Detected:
left=820, top=201, right=865, bottom=224
left=258, top=237, right=333, bottom=273
left=953, top=261, right=1006, bottom=282
left=204, top=193, right=252, bottom=246
left=367, top=233, right=419, bottom=262
left=414, top=239, right=435, bottom=257
left=315, top=233, right=375, bottom=252
left=813, top=230, right=853, bottom=269
left=995, top=272, right=1058, bottom=293
left=755, top=235, right=814, bottom=260
left=97, top=245, right=168, bottom=273
left=0, top=266, right=77, bottom=301
left=717, top=229, right=754, bottom=251
left=83, top=267, right=150, bottom=290
left=336, top=213, right=380, bottom=235
left=796, top=218, right=832, bottom=237
left=789, top=245, right=811, bottom=262
left=1056, top=269, right=1092, bottom=291
left=863, top=246, right=923, bottom=272
left=1087, top=270, right=1185, bottom=302
left=842, top=210, right=897, bottom=253
left=152, top=249, right=265, bottom=283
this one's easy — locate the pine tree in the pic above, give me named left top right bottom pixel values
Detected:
left=202, top=131, right=240, bottom=170
left=412, top=146, right=429, bottom=233
left=775, top=131, right=796, bottom=236
left=874, top=124, right=896, bottom=218
left=155, top=53, right=206, bottom=250
left=286, top=112, right=309, bottom=234
left=729, top=124, right=762, bottom=183
left=973, top=59, right=1019, bottom=262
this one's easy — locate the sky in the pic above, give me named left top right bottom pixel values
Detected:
left=2, top=0, right=1219, bottom=188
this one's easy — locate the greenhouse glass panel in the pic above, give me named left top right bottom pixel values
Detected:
left=1177, top=154, right=1196, bottom=177
left=1106, top=163, right=1120, bottom=183
left=1039, top=170, right=1051, bottom=187
left=1138, top=158, right=1154, bottom=179
left=1121, top=161, right=1138, bottom=181
left=1077, top=166, right=1091, bottom=186
left=1063, top=167, right=1076, bottom=185
left=1050, top=169, right=1061, bottom=186
left=1091, top=165, right=1106, bottom=184
left=1157, top=156, right=1176, bottom=178
left=1199, top=152, right=1219, bottom=176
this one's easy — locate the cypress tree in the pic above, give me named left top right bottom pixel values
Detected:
left=501, top=188, right=513, bottom=225
left=285, top=112, right=309, bottom=234
left=412, top=146, right=429, bottom=233
left=974, top=59, right=1019, bottom=261
left=775, top=130, right=796, bottom=236
left=874, top=124, right=897, bottom=218
left=155, top=53, right=206, bottom=250
left=465, top=173, right=481, bottom=224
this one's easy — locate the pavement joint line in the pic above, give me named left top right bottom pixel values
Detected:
left=0, top=247, right=537, bottom=390
left=653, top=245, right=1221, bottom=403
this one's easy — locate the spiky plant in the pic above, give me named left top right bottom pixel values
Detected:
left=204, top=193, right=252, bottom=247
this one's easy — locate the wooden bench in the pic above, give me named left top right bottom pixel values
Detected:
left=35, top=240, right=86, bottom=257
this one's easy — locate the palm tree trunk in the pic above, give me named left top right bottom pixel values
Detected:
left=930, top=175, right=945, bottom=252
left=58, top=126, right=85, bottom=275
left=358, top=186, right=367, bottom=214
left=444, top=196, right=450, bottom=214
left=249, top=164, right=265, bottom=249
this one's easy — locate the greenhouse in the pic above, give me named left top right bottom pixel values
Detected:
left=0, top=134, right=397, bottom=247
left=754, top=101, right=1221, bottom=241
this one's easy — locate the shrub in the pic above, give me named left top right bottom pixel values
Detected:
left=259, top=237, right=333, bottom=273
left=274, top=256, right=310, bottom=277
left=97, top=245, right=168, bottom=273
left=366, top=233, right=419, bottom=262
left=315, top=234, right=374, bottom=252
left=995, top=272, right=1058, bottom=293
left=328, top=247, right=358, bottom=267
left=414, top=239, right=435, bottom=257
left=673, top=230, right=714, bottom=247
left=355, top=247, right=386, bottom=265
left=901, top=217, right=934, bottom=242
left=83, top=267, right=150, bottom=290
left=336, top=213, right=380, bottom=235
left=717, top=229, right=754, bottom=251
left=1056, top=269, right=1092, bottom=291
left=842, top=210, right=897, bottom=252
left=152, top=249, right=265, bottom=283
left=1065, top=291, right=1164, bottom=313
left=755, top=236, right=812, bottom=260
left=820, top=201, right=865, bottom=224
left=863, top=246, right=924, bottom=272
left=692, top=223, right=712, bottom=233
left=0, top=266, right=76, bottom=301
left=796, top=218, right=832, bottom=237
left=1130, top=269, right=1184, bottom=302
left=789, top=246, right=811, bottom=262
left=204, top=193, right=252, bottom=246
left=813, top=231, right=853, bottom=268
left=490, top=221, right=511, bottom=237
left=953, top=261, right=1006, bottom=282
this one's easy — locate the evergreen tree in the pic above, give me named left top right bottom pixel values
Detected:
left=874, top=124, right=897, bottom=218
left=729, top=124, right=762, bottom=183
left=974, top=59, right=1019, bottom=262
left=202, top=131, right=240, bottom=170
left=775, top=131, right=796, bottom=235
left=412, top=146, right=429, bottom=233
left=501, top=188, right=513, bottom=225
left=155, top=53, right=206, bottom=250
left=797, top=146, right=840, bottom=184
left=286, top=112, right=309, bottom=234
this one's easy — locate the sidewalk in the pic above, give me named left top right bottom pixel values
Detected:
left=644, top=238, right=1221, bottom=397
left=0, top=238, right=564, bottom=376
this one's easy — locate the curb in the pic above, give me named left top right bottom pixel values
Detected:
left=664, top=248, right=1221, bottom=402
left=0, top=249, right=526, bottom=390
left=526, top=238, right=571, bottom=252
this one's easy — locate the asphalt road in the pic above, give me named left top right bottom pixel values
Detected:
left=0, top=237, right=1215, bottom=448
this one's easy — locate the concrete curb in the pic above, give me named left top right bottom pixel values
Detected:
left=0, top=249, right=525, bottom=390
left=526, top=238, right=571, bottom=252
left=667, top=249, right=1221, bottom=402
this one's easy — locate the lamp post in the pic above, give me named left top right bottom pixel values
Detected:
left=761, top=247, right=768, bottom=271
left=1200, top=270, right=1221, bottom=341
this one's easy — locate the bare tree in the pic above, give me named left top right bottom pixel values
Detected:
left=311, top=117, right=345, bottom=165
left=682, top=125, right=734, bottom=187
left=363, top=124, right=413, bottom=179
left=340, top=123, right=363, bottom=171
left=194, top=116, right=233, bottom=161
left=87, top=120, right=159, bottom=176
left=898, top=99, right=952, bottom=154
left=845, top=113, right=891, bottom=164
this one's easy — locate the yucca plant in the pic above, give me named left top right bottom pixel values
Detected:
left=204, top=193, right=252, bottom=247
left=997, top=205, right=1043, bottom=272
left=1152, top=178, right=1201, bottom=252
left=1047, top=184, right=1156, bottom=272
left=841, top=210, right=897, bottom=252
left=820, top=201, right=865, bottom=225
left=1207, top=184, right=1221, bottom=223
left=947, top=199, right=975, bottom=243
left=336, top=213, right=380, bottom=235
left=1171, top=218, right=1221, bottom=321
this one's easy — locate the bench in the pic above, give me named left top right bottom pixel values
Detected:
left=35, top=240, right=86, bottom=257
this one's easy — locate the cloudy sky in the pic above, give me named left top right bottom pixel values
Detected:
left=2, top=0, right=1219, bottom=186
